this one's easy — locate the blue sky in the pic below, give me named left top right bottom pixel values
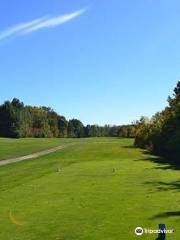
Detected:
left=0, top=0, right=180, bottom=125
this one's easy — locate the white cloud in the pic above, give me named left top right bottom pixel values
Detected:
left=22, top=8, right=87, bottom=34
left=0, top=17, right=48, bottom=41
left=0, top=8, right=87, bottom=41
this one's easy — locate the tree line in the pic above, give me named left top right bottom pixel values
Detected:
left=0, top=98, right=135, bottom=138
left=1, top=82, right=179, bottom=163
left=135, top=81, right=180, bottom=163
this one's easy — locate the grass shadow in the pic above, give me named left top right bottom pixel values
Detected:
left=122, top=145, right=136, bottom=149
left=144, top=180, right=180, bottom=192
left=123, top=144, right=180, bottom=170
left=150, top=211, right=180, bottom=219
left=133, top=149, right=180, bottom=170
left=141, top=156, right=180, bottom=170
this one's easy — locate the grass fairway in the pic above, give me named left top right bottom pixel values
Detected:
left=0, top=138, right=179, bottom=239
left=0, top=138, right=74, bottom=160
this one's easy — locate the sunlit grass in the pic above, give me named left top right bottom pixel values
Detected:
left=0, top=138, right=179, bottom=239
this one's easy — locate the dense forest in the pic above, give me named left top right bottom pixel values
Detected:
left=135, top=81, right=180, bottom=163
left=0, top=98, right=135, bottom=139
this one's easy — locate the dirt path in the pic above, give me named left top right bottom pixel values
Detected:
left=0, top=143, right=75, bottom=167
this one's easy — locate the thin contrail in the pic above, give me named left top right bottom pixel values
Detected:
left=23, top=8, right=87, bottom=34
left=0, top=17, right=48, bottom=41
left=0, top=8, right=87, bottom=41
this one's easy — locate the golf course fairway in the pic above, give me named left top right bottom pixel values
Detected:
left=0, top=138, right=179, bottom=239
